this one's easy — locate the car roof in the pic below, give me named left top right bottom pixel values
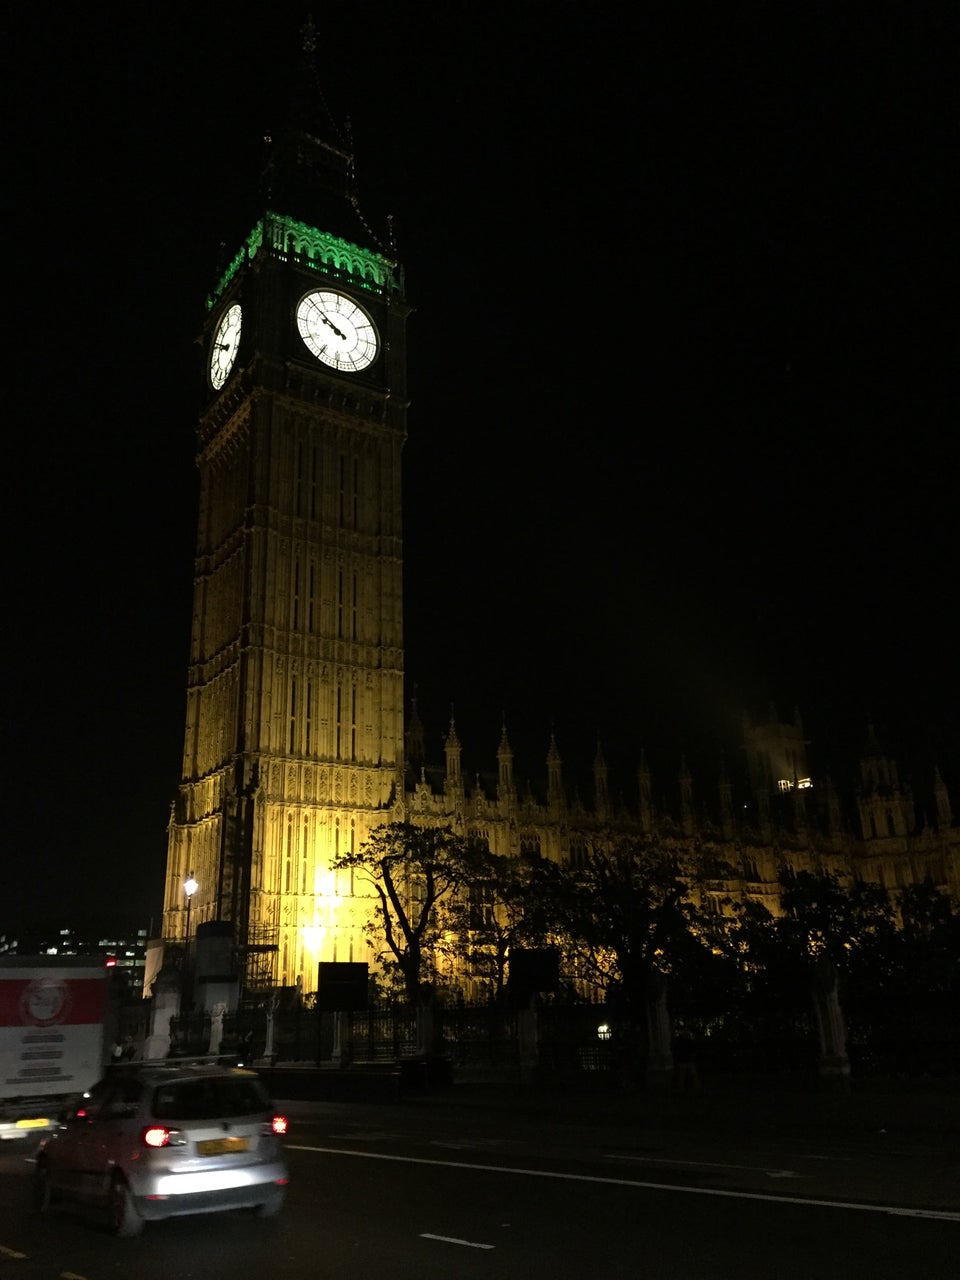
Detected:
left=107, top=1059, right=260, bottom=1086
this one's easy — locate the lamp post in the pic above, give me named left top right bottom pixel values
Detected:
left=182, top=873, right=199, bottom=1015
left=183, top=873, right=198, bottom=947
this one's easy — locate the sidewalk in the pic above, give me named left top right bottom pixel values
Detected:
left=439, top=1077, right=960, bottom=1139
left=275, top=1068, right=960, bottom=1148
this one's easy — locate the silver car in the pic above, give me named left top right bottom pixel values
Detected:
left=34, top=1061, right=289, bottom=1236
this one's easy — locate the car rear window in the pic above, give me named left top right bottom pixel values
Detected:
left=151, top=1077, right=271, bottom=1120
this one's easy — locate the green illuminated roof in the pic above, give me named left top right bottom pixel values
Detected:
left=206, top=210, right=404, bottom=309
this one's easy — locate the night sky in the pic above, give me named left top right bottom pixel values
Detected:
left=4, top=3, right=956, bottom=936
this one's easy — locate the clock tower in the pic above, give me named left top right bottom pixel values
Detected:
left=161, top=44, right=409, bottom=994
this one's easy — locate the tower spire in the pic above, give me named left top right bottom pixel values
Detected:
left=497, top=718, right=516, bottom=806
left=444, top=713, right=463, bottom=792
left=259, top=22, right=388, bottom=250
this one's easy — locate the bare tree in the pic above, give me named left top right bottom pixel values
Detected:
left=333, top=822, right=488, bottom=1005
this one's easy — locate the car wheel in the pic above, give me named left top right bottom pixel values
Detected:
left=109, top=1176, right=143, bottom=1238
left=253, top=1190, right=285, bottom=1218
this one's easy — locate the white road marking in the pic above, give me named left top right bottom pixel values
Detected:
left=287, top=1144, right=960, bottom=1222
left=431, top=1139, right=505, bottom=1150
left=420, top=1232, right=495, bottom=1250
left=328, top=1131, right=401, bottom=1143
left=608, top=1153, right=801, bottom=1178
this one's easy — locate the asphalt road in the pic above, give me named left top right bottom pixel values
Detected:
left=1, top=1084, right=957, bottom=1278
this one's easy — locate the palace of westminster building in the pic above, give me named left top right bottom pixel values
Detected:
left=160, top=42, right=958, bottom=996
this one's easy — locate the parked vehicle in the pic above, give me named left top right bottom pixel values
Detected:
left=0, top=956, right=107, bottom=1143
left=34, top=1060, right=289, bottom=1235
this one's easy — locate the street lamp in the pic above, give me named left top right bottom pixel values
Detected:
left=183, top=873, right=199, bottom=946
left=181, top=873, right=200, bottom=1017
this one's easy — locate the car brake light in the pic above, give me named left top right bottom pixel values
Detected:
left=143, top=1126, right=171, bottom=1148
left=271, top=1115, right=288, bottom=1136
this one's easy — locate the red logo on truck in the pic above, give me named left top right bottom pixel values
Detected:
left=19, top=978, right=71, bottom=1027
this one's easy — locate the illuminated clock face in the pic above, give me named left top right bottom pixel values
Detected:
left=296, top=290, right=379, bottom=373
left=209, top=303, right=242, bottom=390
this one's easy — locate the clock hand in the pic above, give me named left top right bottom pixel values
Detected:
left=317, top=312, right=347, bottom=341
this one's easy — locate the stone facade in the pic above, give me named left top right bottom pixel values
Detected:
left=401, top=706, right=958, bottom=998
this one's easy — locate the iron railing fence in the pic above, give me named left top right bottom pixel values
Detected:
left=152, top=996, right=960, bottom=1079
left=437, top=1006, right=522, bottom=1070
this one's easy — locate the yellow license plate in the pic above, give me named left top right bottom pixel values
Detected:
left=17, top=1118, right=49, bottom=1129
left=197, top=1137, right=249, bottom=1156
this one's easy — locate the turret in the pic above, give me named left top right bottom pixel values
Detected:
left=934, top=767, right=953, bottom=829
left=823, top=775, right=842, bottom=837
left=496, top=720, right=516, bottom=808
left=546, top=732, right=564, bottom=813
left=792, top=771, right=807, bottom=835
left=444, top=715, right=463, bottom=796
left=857, top=725, right=914, bottom=840
left=593, top=741, right=609, bottom=821
left=679, top=756, right=694, bottom=837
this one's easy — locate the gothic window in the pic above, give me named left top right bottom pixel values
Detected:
left=568, top=839, right=588, bottom=870
left=520, top=835, right=541, bottom=860
left=289, top=679, right=297, bottom=753
left=468, top=882, right=495, bottom=930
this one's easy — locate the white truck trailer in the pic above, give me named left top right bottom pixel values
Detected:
left=0, top=955, right=108, bottom=1142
